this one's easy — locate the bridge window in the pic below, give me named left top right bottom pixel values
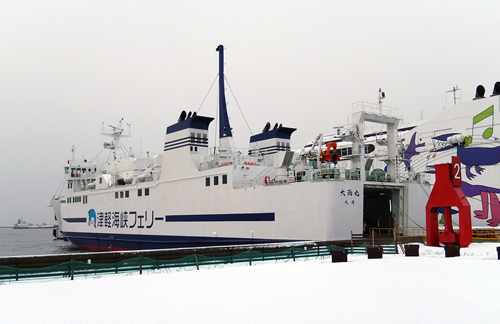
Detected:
left=222, top=174, right=227, bottom=184
left=206, top=177, right=210, bottom=186
left=214, top=176, right=219, bottom=186
left=145, top=188, right=150, bottom=196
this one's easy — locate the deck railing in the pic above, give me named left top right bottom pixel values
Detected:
left=369, top=227, right=500, bottom=242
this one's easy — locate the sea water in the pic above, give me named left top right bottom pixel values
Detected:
left=0, top=228, right=80, bottom=257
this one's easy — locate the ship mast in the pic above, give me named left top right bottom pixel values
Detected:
left=216, top=44, right=234, bottom=154
left=101, top=118, right=130, bottom=160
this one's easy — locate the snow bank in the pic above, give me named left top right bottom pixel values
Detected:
left=1, top=243, right=499, bottom=324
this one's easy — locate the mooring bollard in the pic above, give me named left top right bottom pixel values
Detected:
left=331, top=249, right=348, bottom=263
left=405, top=244, right=419, bottom=257
left=367, top=246, right=383, bottom=259
left=444, top=245, right=460, bottom=258
left=194, top=253, right=199, bottom=270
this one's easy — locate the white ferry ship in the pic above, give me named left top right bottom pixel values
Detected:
left=13, top=217, right=58, bottom=229
left=54, top=45, right=500, bottom=251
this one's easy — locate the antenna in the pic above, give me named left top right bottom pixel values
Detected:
left=446, top=85, right=461, bottom=105
left=378, top=88, right=385, bottom=113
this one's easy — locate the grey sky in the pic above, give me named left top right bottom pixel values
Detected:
left=1, top=1, right=499, bottom=226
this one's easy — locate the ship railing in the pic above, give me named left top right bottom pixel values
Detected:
left=352, top=101, right=400, bottom=118
left=67, top=151, right=159, bottom=167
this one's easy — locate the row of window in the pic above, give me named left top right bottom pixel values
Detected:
left=65, top=167, right=97, bottom=178
left=115, top=188, right=150, bottom=199
left=67, top=196, right=88, bottom=204
left=206, top=174, right=228, bottom=186
left=67, top=188, right=151, bottom=204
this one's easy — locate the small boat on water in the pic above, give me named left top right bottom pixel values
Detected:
left=13, top=217, right=58, bottom=229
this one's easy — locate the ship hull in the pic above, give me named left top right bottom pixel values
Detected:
left=57, top=177, right=364, bottom=251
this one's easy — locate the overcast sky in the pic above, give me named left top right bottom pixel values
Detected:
left=1, top=1, right=499, bottom=226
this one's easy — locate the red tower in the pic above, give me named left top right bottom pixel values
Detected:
left=426, top=157, right=472, bottom=247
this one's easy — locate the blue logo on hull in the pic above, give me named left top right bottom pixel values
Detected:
left=88, top=209, right=97, bottom=227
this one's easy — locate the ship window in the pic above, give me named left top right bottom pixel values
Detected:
left=83, top=196, right=87, bottom=204
left=191, top=132, right=195, bottom=142
left=203, top=133, right=207, bottom=143
left=138, top=189, right=142, bottom=197
left=125, top=191, right=129, bottom=198
left=99, top=178, right=103, bottom=184
left=115, top=192, right=119, bottom=199
left=190, top=146, right=193, bottom=152
left=65, top=167, right=69, bottom=174
left=120, top=191, right=124, bottom=198
left=145, top=188, right=149, bottom=196
left=195, top=147, right=198, bottom=152
left=197, top=133, right=201, bottom=143
left=214, top=176, right=219, bottom=186
left=222, top=174, right=227, bottom=184
left=206, top=177, right=210, bottom=186
left=67, top=197, right=71, bottom=204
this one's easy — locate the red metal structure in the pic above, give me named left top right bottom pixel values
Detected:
left=426, top=157, right=472, bottom=247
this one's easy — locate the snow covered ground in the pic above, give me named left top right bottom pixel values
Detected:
left=1, top=243, right=499, bottom=324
